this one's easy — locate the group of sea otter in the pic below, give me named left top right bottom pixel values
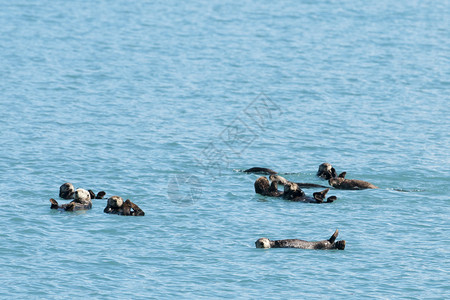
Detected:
left=247, top=163, right=379, bottom=250
left=48, top=163, right=377, bottom=250
left=49, top=182, right=145, bottom=216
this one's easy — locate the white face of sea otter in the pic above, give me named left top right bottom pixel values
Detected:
left=318, top=163, right=331, bottom=172
left=74, top=188, right=91, bottom=203
left=317, top=163, right=334, bottom=179
left=108, top=196, right=124, bottom=209
left=284, top=182, right=298, bottom=193
left=269, top=174, right=288, bottom=185
left=255, top=238, right=271, bottom=248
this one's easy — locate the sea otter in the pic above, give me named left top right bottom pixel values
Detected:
left=255, top=229, right=345, bottom=250
left=317, top=163, right=378, bottom=189
left=283, top=182, right=337, bottom=203
left=103, top=196, right=145, bottom=216
left=50, top=188, right=92, bottom=211
left=59, top=182, right=105, bottom=199
left=316, top=163, right=337, bottom=180
left=328, top=172, right=378, bottom=189
left=254, top=177, right=283, bottom=197
left=244, top=167, right=278, bottom=175
left=254, top=176, right=337, bottom=203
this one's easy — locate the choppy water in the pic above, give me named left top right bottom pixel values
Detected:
left=0, top=0, right=449, bottom=298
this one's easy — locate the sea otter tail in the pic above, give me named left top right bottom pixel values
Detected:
left=244, top=167, right=277, bottom=175
left=296, top=183, right=329, bottom=188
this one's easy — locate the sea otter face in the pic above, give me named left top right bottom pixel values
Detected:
left=317, top=163, right=336, bottom=180
left=283, top=182, right=298, bottom=193
left=59, top=183, right=75, bottom=199
left=255, top=238, right=271, bottom=248
left=108, top=196, right=124, bottom=209
left=284, top=182, right=305, bottom=199
left=269, top=174, right=288, bottom=185
left=74, top=188, right=91, bottom=204
left=254, top=177, right=270, bottom=194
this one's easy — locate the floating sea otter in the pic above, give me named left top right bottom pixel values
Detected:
left=254, top=176, right=337, bottom=203
left=245, top=168, right=328, bottom=189
left=59, top=182, right=106, bottom=199
left=103, top=196, right=145, bottom=216
left=283, top=181, right=337, bottom=203
left=329, top=172, right=378, bottom=189
left=244, top=167, right=278, bottom=175
left=50, top=188, right=92, bottom=211
left=316, top=163, right=378, bottom=189
left=255, top=229, right=346, bottom=250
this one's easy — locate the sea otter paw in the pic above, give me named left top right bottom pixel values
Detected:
left=88, top=190, right=96, bottom=200
left=64, top=202, right=75, bottom=211
left=49, top=198, right=59, bottom=209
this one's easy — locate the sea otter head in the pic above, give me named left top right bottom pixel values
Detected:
left=254, top=177, right=270, bottom=195
left=328, top=177, right=345, bottom=188
left=107, top=196, right=124, bottom=209
left=74, top=188, right=91, bottom=204
left=269, top=174, right=288, bottom=186
left=317, top=163, right=337, bottom=180
left=284, top=182, right=305, bottom=199
left=255, top=238, right=271, bottom=248
left=59, top=182, right=75, bottom=199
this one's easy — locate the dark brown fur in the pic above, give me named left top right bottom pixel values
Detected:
left=255, top=177, right=337, bottom=203
left=254, top=177, right=283, bottom=197
left=59, top=183, right=75, bottom=199
left=49, top=198, right=92, bottom=211
left=329, top=177, right=378, bottom=190
left=284, top=183, right=336, bottom=203
left=88, top=189, right=106, bottom=199
left=103, top=197, right=145, bottom=216
left=316, top=163, right=337, bottom=180
left=244, top=167, right=277, bottom=175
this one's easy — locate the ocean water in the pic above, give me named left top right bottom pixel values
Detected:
left=0, top=0, right=449, bottom=298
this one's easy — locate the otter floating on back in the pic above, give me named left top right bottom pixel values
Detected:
left=59, top=182, right=106, bottom=199
left=329, top=173, right=378, bottom=190
left=50, top=188, right=92, bottom=211
left=244, top=167, right=278, bottom=175
left=254, top=176, right=337, bottom=203
left=317, top=163, right=378, bottom=190
left=103, top=196, right=145, bottom=216
left=256, top=229, right=345, bottom=250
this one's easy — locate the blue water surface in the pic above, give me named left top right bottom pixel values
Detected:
left=0, top=0, right=449, bottom=298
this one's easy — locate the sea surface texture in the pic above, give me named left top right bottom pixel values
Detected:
left=0, top=0, right=449, bottom=298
